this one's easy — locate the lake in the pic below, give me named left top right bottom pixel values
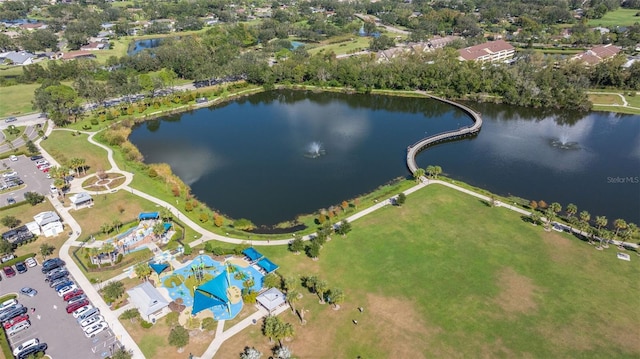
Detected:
left=129, top=90, right=640, bottom=227
left=127, top=38, right=163, bottom=56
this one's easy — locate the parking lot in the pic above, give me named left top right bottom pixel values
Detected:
left=1, top=260, right=122, bottom=358
left=0, top=155, right=52, bottom=207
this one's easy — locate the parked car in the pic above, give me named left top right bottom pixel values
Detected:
left=9, top=155, right=18, bottom=161
left=20, top=287, right=37, bottom=297
left=15, top=262, right=27, bottom=274
left=66, top=300, right=89, bottom=314
left=57, top=285, right=78, bottom=297
left=41, top=258, right=65, bottom=273
left=2, top=171, right=17, bottom=178
left=83, top=321, right=108, bottom=338
left=34, top=159, right=48, bottom=166
left=6, top=320, right=30, bottom=336
left=80, top=314, right=103, bottom=328
left=12, top=337, right=38, bottom=356
left=6, top=198, right=16, bottom=204
left=63, top=289, right=84, bottom=302
left=3, top=314, right=28, bottom=329
left=45, top=270, right=68, bottom=282
left=75, top=307, right=98, bottom=321
left=0, top=299, right=17, bottom=312
left=2, top=266, right=16, bottom=278
left=50, top=278, right=72, bottom=289
left=0, top=306, right=28, bottom=323
left=4, top=117, right=17, bottom=123
left=16, top=343, right=47, bottom=359
left=66, top=295, right=87, bottom=306
left=25, top=257, right=37, bottom=268
left=0, top=304, right=22, bottom=318
left=30, top=155, right=43, bottom=161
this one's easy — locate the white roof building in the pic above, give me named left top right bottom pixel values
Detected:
left=41, top=221, right=63, bottom=237
left=126, top=282, right=170, bottom=322
left=256, top=287, right=286, bottom=312
left=24, top=221, right=41, bottom=236
left=33, top=211, right=61, bottom=227
left=69, top=192, right=93, bottom=209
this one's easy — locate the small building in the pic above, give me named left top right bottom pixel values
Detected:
left=24, top=221, right=41, bottom=236
left=69, top=192, right=93, bottom=209
left=126, top=281, right=171, bottom=322
left=80, top=42, right=107, bottom=51
left=138, top=212, right=159, bottom=221
left=572, top=44, right=622, bottom=66
left=41, top=221, right=63, bottom=237
left=0, top=51, right=34, bottom=65
left=458, top=40, right=515, bottom=62
left=256, top=288, right=286, bottom=313
left=33, top=211, right=61, bottom=227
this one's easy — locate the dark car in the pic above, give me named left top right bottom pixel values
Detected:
left=20, top=287, right=37, bottom=297
left=6, top=198, right=16, bottom=205
left=67, top=295, right=87, bottom=306
left=0, top=306, right=28, bottom=323
left=29, top=155, right=43, bottom=161
left=16, top=343, right=48, bottom=359
left=41, top=258, right=65, bottom=274
left=52, top=279, right=73, bottom=290
left=45, top=270, right=68, bottom=282
left=3, top=266, right=16, bottom=278
left=15, top=262, right=27, bottom=274
left=66, top=300, right=89, bottom=313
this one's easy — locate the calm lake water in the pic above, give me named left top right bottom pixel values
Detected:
left=127, top=38, right=163, bottom=56
left=129, top=90, right=640, bottom=227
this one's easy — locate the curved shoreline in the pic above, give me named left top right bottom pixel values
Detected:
left=406, top=94, right=483, bottom=174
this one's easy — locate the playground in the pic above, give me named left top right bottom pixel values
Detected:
left=160, top=255, right=265, bottom=320
left=104, top=212, right=173, bottom=253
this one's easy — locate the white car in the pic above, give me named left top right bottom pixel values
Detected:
left=83, top=321, right=108, bottom=338
left=57, top=285, right=78, bottom=297
left=72, top=305, right=94, bottom=319
left=0, top=299, right=18, bottom=312
left=13, top=338, right=39, bottom=356
left=2, top=171, right=17, bottom=178
left=35, top=159, right=48, bottom=166
left=25, top=258, right=37, bottom=268
left=9, top=155, right=17, bottom=162
left=80, top=314, right=103, bottom=328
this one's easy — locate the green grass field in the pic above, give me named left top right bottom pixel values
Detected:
left=216, top=184, right=640, bottom=359
left=40, top=130, right=111, bottom=174
left=588, top=8, right=640, bottom=27
left=0, top=83, right=40, bottom=117
left=308, top=35, right=371, bottom=56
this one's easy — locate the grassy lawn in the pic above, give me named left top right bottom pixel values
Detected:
left=625, top=93, right=640, bottom=108
left=591, top=105, right=640, bottom=115
left=73, top=247, right=153, bottom=283
left=121, top=316, right=214, bottom=359
left=40, top=130, right=110, bottom=174
left=588, top=8, right=640, bottom=27
left=308, top=35, right=371, bottom=56
left=0, top=83, right=40, bottom=118
left=216, top=184, right=640, bottom=359
left=588, top=93, right=624, bottom=105
left=0, top=201, right=56, bottom=233
left=69, top=190, right=161, bottom=236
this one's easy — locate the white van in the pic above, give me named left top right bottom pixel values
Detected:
left=49, top=184, right=57, bottom=195
left=7, top=320, right=30, bottom=336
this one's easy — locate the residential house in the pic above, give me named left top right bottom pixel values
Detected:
left=33, top=211, right=61, bottom=227
left=69, top=192, right=93, bottom=209
left=458, top=40, right=515, bottom=62
left=80, top=42, right=107, bottom=51
left=126, top=282, right=171, bottom=322
left=0, top=51, right=34, bottom=65
left=41, top=221, right=63, bottom=237
left=572, top=44, right=622, bottom=66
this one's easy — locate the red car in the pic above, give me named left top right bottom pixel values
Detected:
left=66, top=300, right=89, bottom=314
left=63, top=289, right=84, bottom=302
left=2, top=266, right=16, bottom=278
left=3, top=314, right=28, bottom=329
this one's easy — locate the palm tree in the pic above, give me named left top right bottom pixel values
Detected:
left=613, top=219, right=628, bottom=240
left=550, top=202, right=562, bottom=218
left=426, top=165, right=436, bottom=178
left=102, top=243, right=116, bottom=266
left=529, top=211, right=541, bottom=226
left=90, top=247, right=101, bottom=268
left=544, top=208, right=555, bottom=231
left=53, top=178, right=65, bottom=196
left=413, top=168, right=425, bottom=182
left=329, top=288, right=345, bottom=310
left=566, top=203, right=577, bottom=221
left=315, top=280, right=328, bottom=304
left=240, top=347, right=262, bottom=359
left=286, top=289, right=299, bottom=314
left=263, top=316, right=278, bottom=344
left=579, top=210, right=591, bottom=241
left=274, top=346, right=292, bottom=359
left=595, top=216, right=608, bottom=246
left=623, top=223, right=638, bottom=243
left=69, top=158, right=82, bottom=177
left=112, top=219, right=123, bottom=234
left=134, top=262, right=152, bottom=281
left=77, top=158, right=86, bottom=176
left=433, top=165, right=442, bottom=178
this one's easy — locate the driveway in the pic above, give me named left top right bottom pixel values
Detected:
left=0, top=260, right=121, bottom=359
left=0, top=155, right=53, bottom=208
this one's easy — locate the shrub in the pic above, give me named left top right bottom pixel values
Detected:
left=168, top=326, right=189, bottom=348
left=90, top=118, right=99, bottom=125
left=199, top=213, right=209, bottom=223
left=164, top=311, right=179, bottom=326
left=201, top=317, right=216, bottom=331
left=242, top=290, right=257, bottom=304
left=140, top=320, right=153, bottom=329
left=182, top=244, right=192, bottom=255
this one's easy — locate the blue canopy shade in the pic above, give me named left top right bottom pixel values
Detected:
left=139, top=212, right=159, bottom=220
left=149, top=262, right=168, bottom=275
left=257, top=258, right=279, bottom=273
left=242, top=247, right=263, bottom=262
left=192, top=272, right=230, bottom=315
left=163, top=222, right=171, bottom=233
